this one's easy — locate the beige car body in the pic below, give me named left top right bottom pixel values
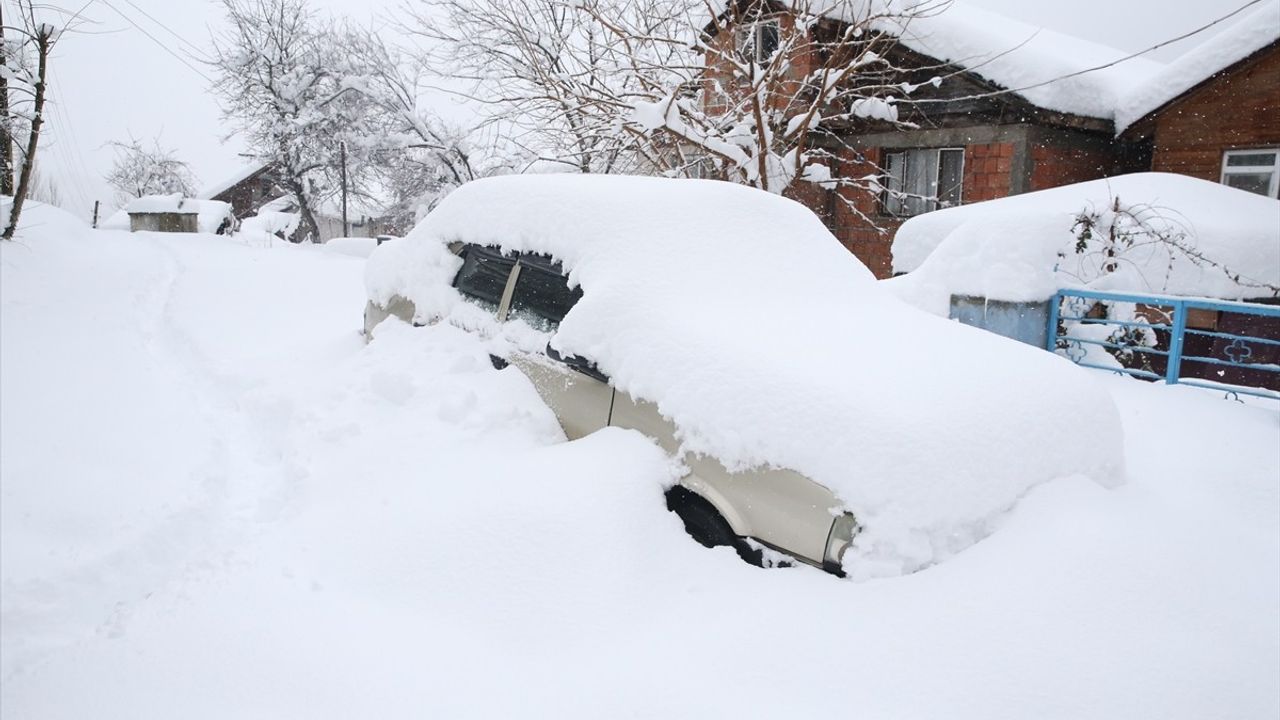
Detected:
left=364, top=246, right=855, bottom=572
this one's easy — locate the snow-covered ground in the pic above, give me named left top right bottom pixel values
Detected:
left=2, top=206, right=1277, bottom=718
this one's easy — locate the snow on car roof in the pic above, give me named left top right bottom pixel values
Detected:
left=888, top=172, right=1280, bottom=313
left=367, top=174, right=1123, bottom=578
left=1115, top=0, right=1280, bottom=134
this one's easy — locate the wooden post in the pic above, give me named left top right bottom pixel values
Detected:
left=91, top=200, right=99, bottom=228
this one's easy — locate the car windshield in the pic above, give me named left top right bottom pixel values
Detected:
left=507, top=256, right=583, bottom=332
left=452, top=245, right=515, bottom=312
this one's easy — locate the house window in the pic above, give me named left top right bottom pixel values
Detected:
left=1221, top=148, right=1280, bottom=198
left=737, top=19, right=780, bottom=64
left=882, top=148, right=965, bottom=217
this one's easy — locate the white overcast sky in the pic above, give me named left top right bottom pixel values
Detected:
left=9, top=0, right=1264, bottom=219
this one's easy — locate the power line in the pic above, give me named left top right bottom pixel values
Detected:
left=95, top=0, right=213, bottom=83
left=117, top=0, right=210, bottom=61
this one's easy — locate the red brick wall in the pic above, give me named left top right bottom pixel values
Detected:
left=1029, top=142, right=1113, bottom=191
left=804, top=147, right=893, bottom=278
left=963, top=143, right=1013, bottom=202
left=1149, top=44, right=1280, bottom=181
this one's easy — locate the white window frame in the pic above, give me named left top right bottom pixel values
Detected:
left=736, top=19, right=780, bottom=64
left=882, top=147, right=965, bottom=217
left=1221, top=148, right=1280, bottom=198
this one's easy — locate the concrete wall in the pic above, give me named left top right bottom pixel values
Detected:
left=129, top=213, right=198, bottom=233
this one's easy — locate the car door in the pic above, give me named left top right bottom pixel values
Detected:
left=501, top=256, right=613, bottom=440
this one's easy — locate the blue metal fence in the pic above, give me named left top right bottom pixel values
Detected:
left=1048, top=288, right=1280, bottom=401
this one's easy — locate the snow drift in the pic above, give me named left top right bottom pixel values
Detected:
left=366, top=174, right=1124, bottom=577
left=888, top=172, right=1280, bottom=316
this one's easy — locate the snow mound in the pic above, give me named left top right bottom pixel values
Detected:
left=367, top=174, right=1124, bottom=577
left=1115, top=0, right=1280, bottom=133
left=323, top=236, right=378, bottom=258
left=0, top=198, right=87, bottom=239
left=889, top=173, right=1280, bottom=313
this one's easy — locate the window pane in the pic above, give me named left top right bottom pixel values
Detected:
left=938, top=149, right=964, bottom=208
left=757, top=23, right=779, bottom=61
left=508, top=260, right=583, bottom=331
left=1224, top=172, right=1275, bottom=196
left=1226, top=151, right=1278, bottom=167
left=904, top=149, right=936, bottom=216
left=452, top=245, right=515, bottom=311
left=883, top=152, right=905, bottom=215
left=737, top=27, right=754, bottom=62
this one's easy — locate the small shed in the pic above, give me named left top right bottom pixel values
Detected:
left=127, top=195, right=200, bottom=233
left=124, top=195, right=235, bottom=234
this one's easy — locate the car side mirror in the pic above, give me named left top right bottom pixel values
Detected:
left=545, top=342, right=609, bottom=383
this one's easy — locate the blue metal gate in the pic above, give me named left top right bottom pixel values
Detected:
left=1048, top=289, right=1280, bottom=401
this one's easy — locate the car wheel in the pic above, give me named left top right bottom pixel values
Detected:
left=665, top=486, right=764, bottom=567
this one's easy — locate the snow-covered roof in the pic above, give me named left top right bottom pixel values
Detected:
left=888, top=172, right=1280, bottom=314
left=126, top=194, right=199, bottom=214
left=709, top=1, right=1164, bottom=120
left=873, top=2, right=1164, bottom=120
left=1114, top=0, right=1280, bottom=133
left=200, top=161, right=272, bottom=200
left=366, top=174, right=1123, bottom=577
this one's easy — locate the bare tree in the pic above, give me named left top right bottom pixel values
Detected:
left=403, top=0, right=665, bottom=174
left=2, top=1, right=61, bottom=240
left=208, top=0, right=386, bottom=242
left=402, top=0, right=951, bottom=222
left=337, top=27, right=524, bottom=225
left=105, top=135, right=198, bottom=202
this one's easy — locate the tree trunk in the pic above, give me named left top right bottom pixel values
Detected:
left=282, top=175, right=321, bottom=243
left=0, top=9, right=13, bottom=197
left=3, top=27, right=50, bottom=241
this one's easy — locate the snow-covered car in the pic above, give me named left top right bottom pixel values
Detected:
left=363, top=175, right=1123, bottom=579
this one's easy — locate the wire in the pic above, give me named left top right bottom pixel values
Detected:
left=95, top=0, right=213, bottom=83
left=117, top=0, right=210, bottom=61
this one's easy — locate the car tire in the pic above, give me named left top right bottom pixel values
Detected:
left=665, top=486, right=764, bottom=567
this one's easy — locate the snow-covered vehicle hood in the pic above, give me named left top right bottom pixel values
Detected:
left=366, top=175, right=1123, bottom=577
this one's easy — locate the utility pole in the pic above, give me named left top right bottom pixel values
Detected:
left=339, top=141, right=349, bottom=237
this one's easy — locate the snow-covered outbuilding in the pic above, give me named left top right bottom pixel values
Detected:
left=122, top=195, right=235, bottom=235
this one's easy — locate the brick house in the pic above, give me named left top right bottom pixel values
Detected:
left=203, top=162, right=284, bottom=220
left=203, top=161, right=396, bottom=241
left=1117, top=31, right=1280, bottom=198
left=700, top=1, right=1278, bottom=278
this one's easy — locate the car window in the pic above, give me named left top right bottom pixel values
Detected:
left=508, top=256, right=583, bottom=332
left=452, top=245, right=516, bottom=312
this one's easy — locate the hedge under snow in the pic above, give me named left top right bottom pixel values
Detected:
left=366, top=175, right=1123, bottom=578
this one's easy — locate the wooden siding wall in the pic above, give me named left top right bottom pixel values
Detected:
left=1150, top=44, right=1280, bottom=181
